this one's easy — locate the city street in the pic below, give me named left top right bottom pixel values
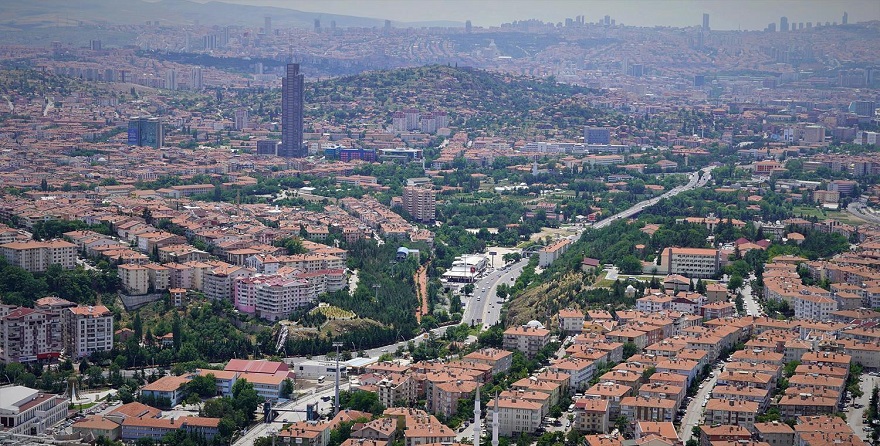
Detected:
left=740, top=273, right=763, bottom=317
left=679, top=364, right=722, bottom=443
left=849, top=373, right=879, bottom=441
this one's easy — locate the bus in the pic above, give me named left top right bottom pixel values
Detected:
left=318, top=376, right=326, bottom=384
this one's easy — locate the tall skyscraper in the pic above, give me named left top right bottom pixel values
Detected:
left=128, top=117, right=164, bottom=148
left=164, top=69, right=176, bottom=90
left=234, top=108, right=249, bottom=131
left=702, top=13, right=710, bottom=31
left=191, top=67, right=203, bottom=90
left=280, top=63, right=306, bottom=158
left=264, top=16, right=272, bottom=34
left=780, top=16, right=789, bottom=32
left=314, top=19, right=321, bottom=33
left=465, top=20, right=472, bottom=33
left=843, top=11, right=848, bottom=25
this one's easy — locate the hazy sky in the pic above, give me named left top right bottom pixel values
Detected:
left=205, top=0, right=880, bottom=30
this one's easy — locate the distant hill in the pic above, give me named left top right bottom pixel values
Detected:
left=305, top=64, right=600, bottom=137
left=0, top=0, right=462, bottom=29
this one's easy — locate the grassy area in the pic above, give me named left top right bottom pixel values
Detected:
left=310, top=304, right=356, bottom=319
left=792, top=206, right=866, bottom=225
left=593, top=271, right=614, bottom=288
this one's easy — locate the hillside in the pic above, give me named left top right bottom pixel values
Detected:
left=305, top=65, right=603, bottom=138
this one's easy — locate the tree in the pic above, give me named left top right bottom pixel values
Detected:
left=462, top=284, right=475, bottom=296
left=281, top=378, right=294, bottom=399
left=171, top=313, right=182, bottom=352
left=40, top=178, right=48, bottom=192
left=622, top=342, right=639, bottom=360
left=616, top=255, right=643, bottom=275
left=478, top=325, right=504, bottom=348
left=728, top=274, right=743, bottom=292
left=187, top=374, right=217, bottom=398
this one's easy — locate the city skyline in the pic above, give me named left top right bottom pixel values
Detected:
left=198, top=0, right=880, bottom=30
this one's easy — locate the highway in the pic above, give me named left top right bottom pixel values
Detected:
left=848, top=202, right=880, bottom=225
left=462, top=260, right=527, bottom=328
left=461, top=166, right=715, bottom=330
left=593, top=166, right=713, bottom=230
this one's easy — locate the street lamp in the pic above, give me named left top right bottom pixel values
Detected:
left=372, top=284, right=381, bottom=302
left=333, top=341, right=343, bottom=416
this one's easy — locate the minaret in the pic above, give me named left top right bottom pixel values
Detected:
left=473, top=386, right=481, bottom=446
left=491, top=393, right=499, bottom=446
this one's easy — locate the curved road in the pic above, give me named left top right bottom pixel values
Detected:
left=461, top=166, right=715, bottom=331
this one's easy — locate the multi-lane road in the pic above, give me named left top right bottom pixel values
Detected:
left=462, top=260, right=527, bottom=328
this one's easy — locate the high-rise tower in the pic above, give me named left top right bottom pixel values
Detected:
left=473, top=387, right=481, bottom=446
left=491, top=394, right=499, bottom=446
left=702, top=13, right=709, bottom=31
left=281, top=63, right=306, bottom=157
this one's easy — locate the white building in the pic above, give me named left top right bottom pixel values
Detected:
left=793, top=291, right=837, bottom=321
left=487, top=396, right=543, bottom=436
left=539, top=239, right=572, bottom=267
left=0, top=239, right=77, bottom=273
left=64, top=305, right=114, bottom=359
left=0, top=386, right=68, bottom=435
left=657, top=247, right=720, bottom=279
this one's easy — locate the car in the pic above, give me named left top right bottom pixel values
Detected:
left=381, top=348, right=388, bottom=352
left=698, top=384, right=704, bottom=389
left=701, top=401, right=707, bottom=407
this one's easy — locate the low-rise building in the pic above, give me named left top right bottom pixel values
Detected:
left=0, top=386, right=68, bottom=435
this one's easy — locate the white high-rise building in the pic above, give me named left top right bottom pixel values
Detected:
left=165, top=69, right=177, bottom=90
left=191, top=67, right=203, bottom=90
left=63, top=305, right=114, bottom=359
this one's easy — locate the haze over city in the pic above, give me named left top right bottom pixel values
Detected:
left=198, top=0, right=880, bottom=30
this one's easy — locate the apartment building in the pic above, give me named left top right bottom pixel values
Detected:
left=752, top=422, right=795, bottom=446
left=118, top=264, right=150, bottom=295
left=462, top=348, right=514, bottom=374
left=503, top=325, right=551, bottom=357
left=487, top=397, right=543, bottom=436
left=573, top=398, right=610, bottom=434
left=0, top=307, right=62, bottom=363
left=558, top=309, right=585, bottom=335
left=63, top=305, right=114, bottom=359
left=658, top=247, right=720, bottom=278
left=377, top=374, right=416, bottom=409
left=0, top=386, right=68, bottom=435
left=704, top=399, right=758, bottom=430
left=0, top=239, right=77, bottom=272
left=549, top=358, right=595, bottom=391
left=777, top=394, right=838, bottom=420
left=619, top=396, right=677, bottom=423
left=583, top=382, right=632, bottom=419
left=793, top=292, right=837, bottom=321
left=538, top=239, right=571, bottom=267
left=401, top=186, right=436, bottom=222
